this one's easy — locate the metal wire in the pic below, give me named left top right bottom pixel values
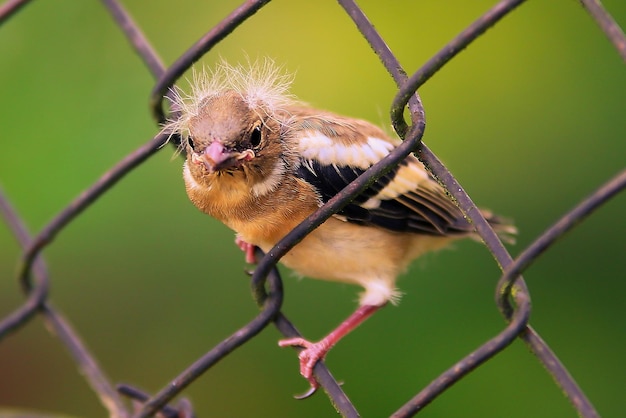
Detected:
left=0, top=0, right=624, bottom=417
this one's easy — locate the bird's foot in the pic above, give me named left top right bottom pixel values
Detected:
left=278, top=337, right=331, bottom=399
left=278, top=305, right=380, bottom=399
left=235, top=236, right=257, bottom=264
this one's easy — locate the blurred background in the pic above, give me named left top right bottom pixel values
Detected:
left=0, top=1, right=624, bottom=417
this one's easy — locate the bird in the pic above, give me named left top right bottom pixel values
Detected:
left=164, top=59, right=516, bottom=398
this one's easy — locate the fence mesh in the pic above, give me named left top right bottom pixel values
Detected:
left=1, top=0, right=625, bottom=417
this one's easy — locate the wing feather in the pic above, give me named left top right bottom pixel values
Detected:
left=289, top=112, right=475, bottom=236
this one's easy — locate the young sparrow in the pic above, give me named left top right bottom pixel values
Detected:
left=164, top=60, right=515, bottom=397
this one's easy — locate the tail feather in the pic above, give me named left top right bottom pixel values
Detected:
left=480, top=209, right=517, bottom=245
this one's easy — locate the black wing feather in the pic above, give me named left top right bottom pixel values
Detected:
left=297, top=158, right=475, bottom=236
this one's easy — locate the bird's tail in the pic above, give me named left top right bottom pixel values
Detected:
left=480, top=209, right=517, bottom=245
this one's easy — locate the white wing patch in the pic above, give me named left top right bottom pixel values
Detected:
left=367, top=136, right=397, bottom=159
left=297, top=129, right=435, bottom=207
left=373, top=159, right=432, bottom=200
left=355, top=161, right=433, bottom=210
left=361, top=197, right=382, bottom=209
left=298, top=131, right=395, bottom=169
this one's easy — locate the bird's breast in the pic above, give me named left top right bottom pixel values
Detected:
left=184, top=162, right=320, bottom=242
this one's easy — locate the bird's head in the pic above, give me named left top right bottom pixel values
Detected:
left=185, top=91, right=264, bottom=174
left=179, top=89, right=294, bottom=198
left=165, top=61, right=300, bottom=197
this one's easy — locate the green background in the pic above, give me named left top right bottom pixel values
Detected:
left=0, top=1, right=624, bottom=417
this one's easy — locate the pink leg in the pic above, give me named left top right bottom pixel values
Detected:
left=279, top=304, right=381, bottom=398
left=235, top=236, right=257, bottom=264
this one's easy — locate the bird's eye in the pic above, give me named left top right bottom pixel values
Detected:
left=250, top=126, right=262, bottom=148
left=187, top=136, right=196, bottom=151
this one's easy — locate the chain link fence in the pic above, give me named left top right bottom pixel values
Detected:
left=1, top=0, right=625, bottom=417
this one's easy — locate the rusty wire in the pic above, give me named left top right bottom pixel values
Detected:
left=0, top=0, right=624, bottom=417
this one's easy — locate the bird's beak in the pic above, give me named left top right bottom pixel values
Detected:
left=191, top=141, right=254, bottom=173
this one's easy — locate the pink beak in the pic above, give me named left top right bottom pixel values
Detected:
left=194, top=141, right=254, bottom=173
left=204, top=142, right=230, bottom=167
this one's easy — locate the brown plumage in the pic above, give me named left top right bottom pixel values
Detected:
left=166, top=60, right=516, bottom=397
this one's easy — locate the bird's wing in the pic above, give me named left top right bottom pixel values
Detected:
left=290, top=112, right=475, bottom=236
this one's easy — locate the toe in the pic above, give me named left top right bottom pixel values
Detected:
left=278, top=337, right=312, bottom=349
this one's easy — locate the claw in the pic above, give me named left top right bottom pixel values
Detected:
left=279, top=337, right=331, bottom=398
left=279, top=337, right=320, bottom=399
left=278, top=305, right=380, bottom=398
left=293, top=383, right=318, bottom=399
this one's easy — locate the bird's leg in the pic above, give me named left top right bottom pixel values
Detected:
left=278, top=304, right=381, bottom=398
left=235, top=236, right=257, bottom=264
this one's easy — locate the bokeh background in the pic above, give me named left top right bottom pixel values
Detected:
left=0, top=1, right=624, bottom=417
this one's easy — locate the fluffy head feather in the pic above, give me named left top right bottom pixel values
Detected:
left=164, top=58, right=298, bottom=150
